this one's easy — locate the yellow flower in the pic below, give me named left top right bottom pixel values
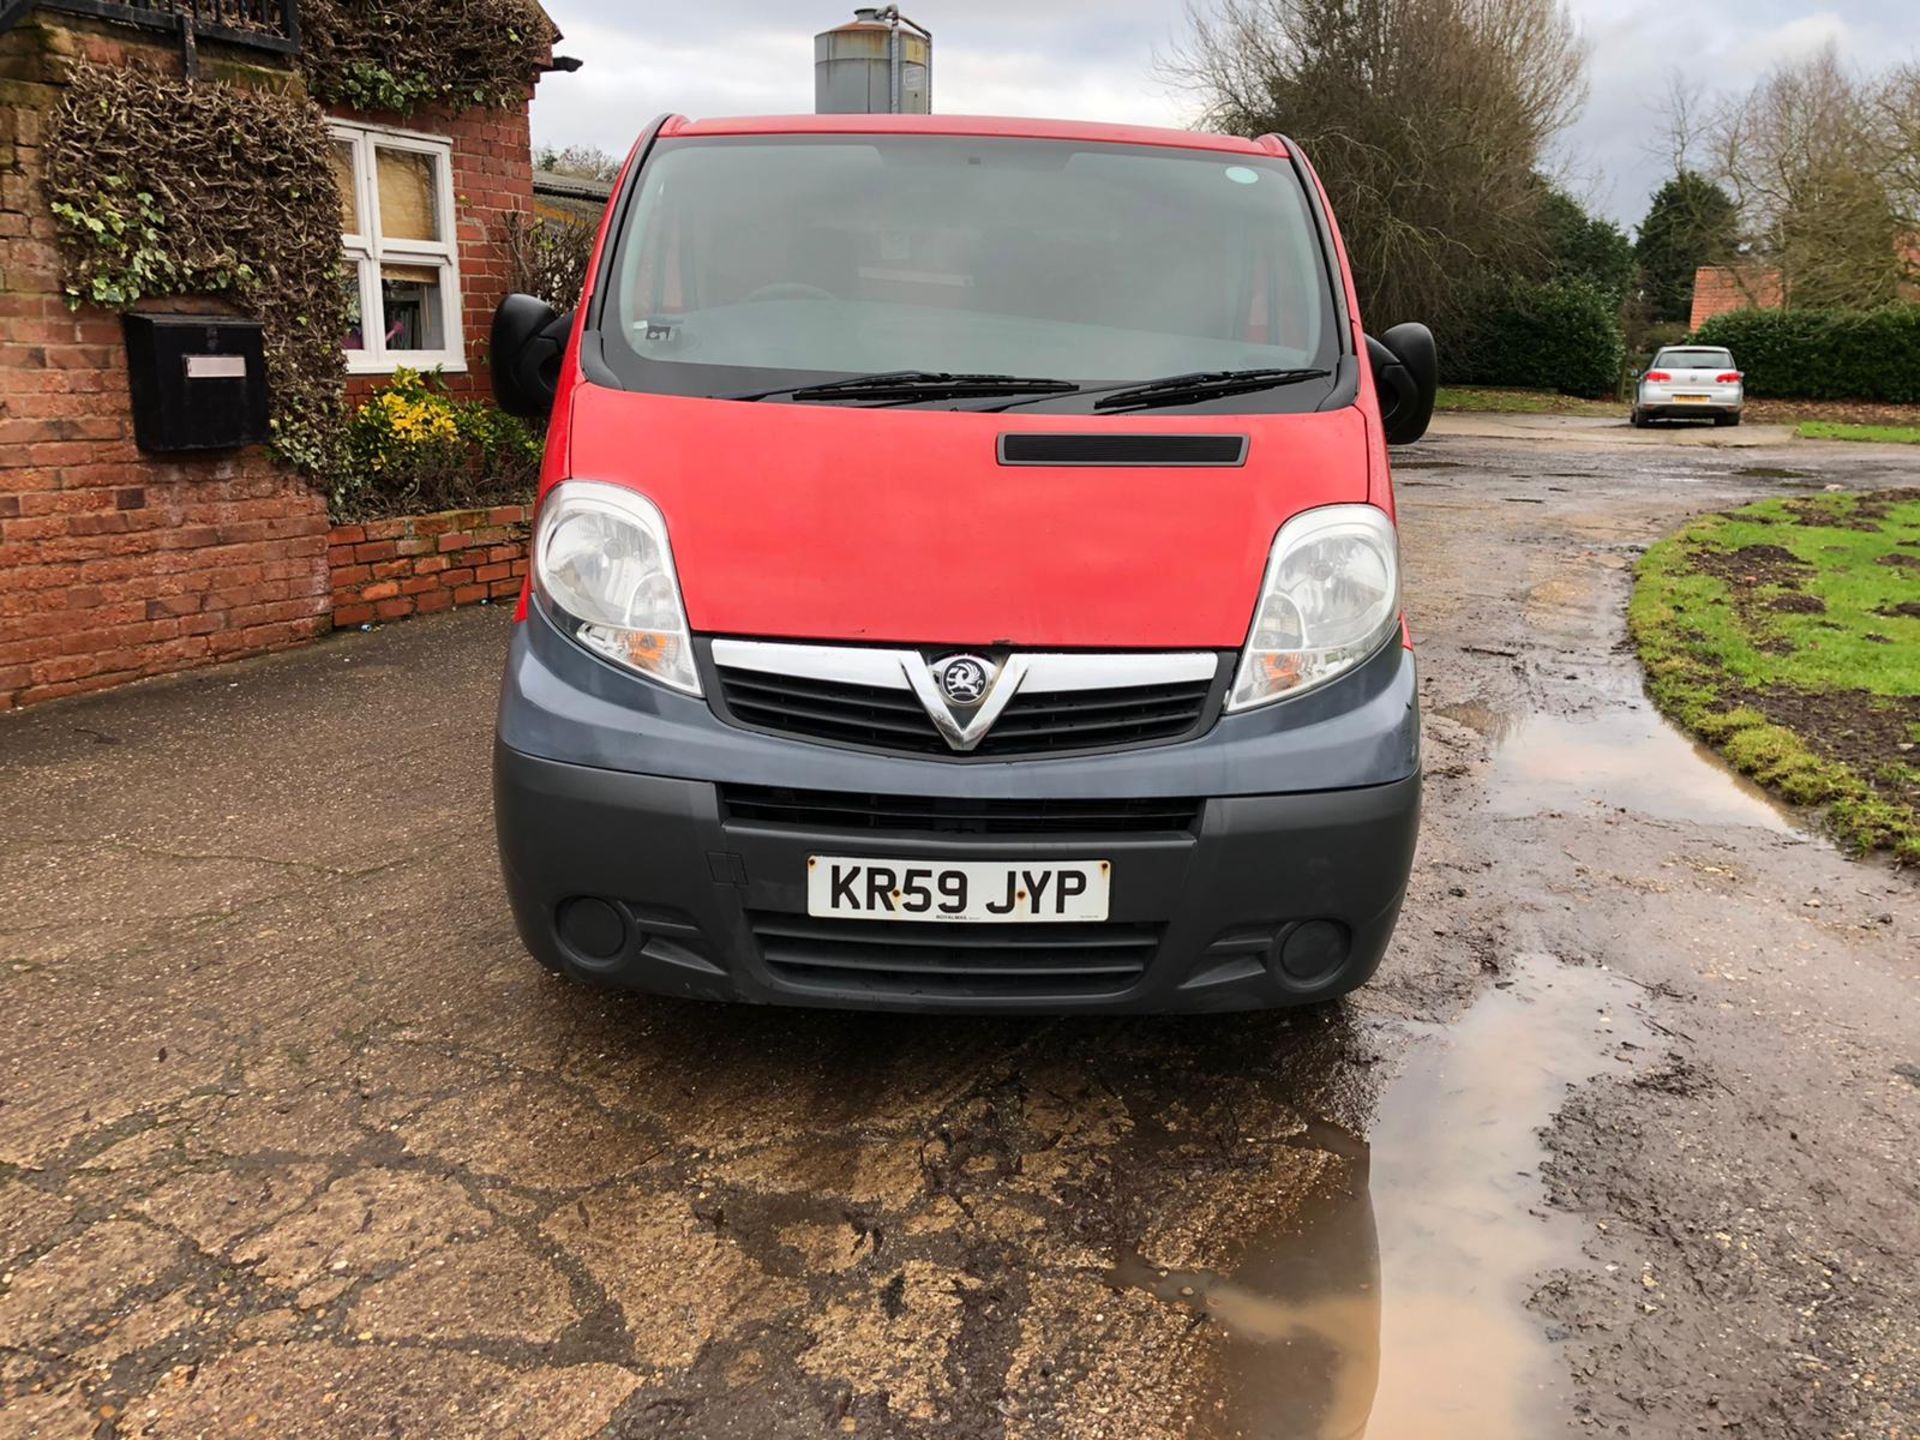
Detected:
left=368, top=387, right=457, bottom=445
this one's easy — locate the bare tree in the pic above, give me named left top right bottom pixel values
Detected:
left=1708, top=46, right=1906, bottom=309
left=535, top=143, right=623, bottom=184
left=1649, top=70, right=1709, bottom=175
left=1877, top=62, right=1920, bottom=285
left=1172, top=0, right=1589, bottom=330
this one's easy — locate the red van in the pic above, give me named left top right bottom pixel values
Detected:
left=488, top=114, right=1433, bottom=1013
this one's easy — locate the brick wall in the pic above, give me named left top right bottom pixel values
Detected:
left=329, top=505, right=530, bottom=627
left=331, top=95, right=537, bottom=404
left=0, top=17, right=544, bottom=710
left=1692, top=249, right=1920, bottom=329
left=0, top=19, right=331, bottom=711
left=1690, top=265, right=1786, bottom=331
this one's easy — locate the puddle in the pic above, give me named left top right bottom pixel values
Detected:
left=1486, top=709, right=1798, bottom=832
left=1434, top=701, right=1522, bottom=741
left=1113, top=955, right=1652, bottom=1438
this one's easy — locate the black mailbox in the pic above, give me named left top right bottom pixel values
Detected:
left=122, top=313, right=271, bottom=453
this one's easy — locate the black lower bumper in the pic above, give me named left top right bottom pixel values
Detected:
left=493, top=741, right=1421, bottom=1014
left=1638, top=404, right=1742, bottom=421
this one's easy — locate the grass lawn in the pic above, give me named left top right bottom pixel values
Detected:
left=1630, top=489, right=1920, bottom=862
left=1434, top=388, right=1920, bottom=432
left=1797, top=421, right=1920, bottom=445
left=1434, top=386, right=1618, bottom=416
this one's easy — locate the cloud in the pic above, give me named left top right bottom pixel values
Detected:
left=1554, top=0, right=1907, bottom=225
left=532, top=1, right=1919, bottom=229
left=532, top=2, right=1196, bottom=161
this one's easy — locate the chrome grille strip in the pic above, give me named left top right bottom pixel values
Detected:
left=707, top=640, right=1223, bottom=756
left=709, top=640, right=1217, bottom=692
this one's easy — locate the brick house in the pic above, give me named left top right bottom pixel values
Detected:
left=0, top=0, right=562, bottom=709
left=1690, top=238, right=1920, bottom=330
left=1688, top=265, right=1787, bottom=332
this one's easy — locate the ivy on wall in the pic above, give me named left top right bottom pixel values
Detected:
left=42, top=3, right=554, bottom=518
left=45, top=61, right=351, bottom=478
left=301, top=0, right=554, bottom=114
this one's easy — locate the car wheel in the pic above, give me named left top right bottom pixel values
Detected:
left=1713, top=413, right=1737, bottom=428
left=1629, top=408, right=1646, bottom=428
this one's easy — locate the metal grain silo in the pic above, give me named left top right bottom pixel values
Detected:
left=815, top=7, right=932, bottom=114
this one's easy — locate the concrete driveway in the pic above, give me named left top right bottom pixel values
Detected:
left=2, top=433, right=1917, bottom=1439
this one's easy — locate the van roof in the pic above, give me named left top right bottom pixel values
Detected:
left=661, top=113, right=1287, bottom=157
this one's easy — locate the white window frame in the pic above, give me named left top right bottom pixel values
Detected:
left=331, top=121, right=466, bottom=375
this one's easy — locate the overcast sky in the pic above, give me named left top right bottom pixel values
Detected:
left=530, top=2, right=1915, bottom=230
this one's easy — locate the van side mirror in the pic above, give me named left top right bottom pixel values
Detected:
left=1367, top=322, right=1438, bottom=446
left=490, top=294, right=573, bottom=420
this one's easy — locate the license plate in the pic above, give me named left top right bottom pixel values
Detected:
left=1673, top=394, right=1709, bottom=404
left=807, top=857, right=1110, bottom=923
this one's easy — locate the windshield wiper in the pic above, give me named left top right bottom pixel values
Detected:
left=1090, top=367, right=1333, bottom=413
left=727, top=371, right=1080, bottom=404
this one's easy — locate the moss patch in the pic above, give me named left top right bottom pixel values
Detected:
left=1629, top=489, right=1920, bottom=862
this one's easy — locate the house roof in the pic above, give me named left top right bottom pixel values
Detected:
left=533, top=171, right=615, bottom=201
left=532, top=170, right=615, bottom=225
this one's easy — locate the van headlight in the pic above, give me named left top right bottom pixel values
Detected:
left=1228, top=504, right=1400, bottom=711
left=532, top=480, right=700, bottom=696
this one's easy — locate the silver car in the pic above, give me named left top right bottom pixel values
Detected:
left=1630, top=346, right=1744, bottom=427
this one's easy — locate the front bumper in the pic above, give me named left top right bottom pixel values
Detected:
left=496, top=742, right=1419, bottom=1013
left=493, top=609, right=1422, bottom=1014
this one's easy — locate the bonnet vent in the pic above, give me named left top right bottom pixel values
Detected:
left=998, top=434, right=1249, bottom=468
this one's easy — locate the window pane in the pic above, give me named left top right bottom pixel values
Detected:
left=376, top=147, right=441, bottom=244
left=341, top=264, right=367, bottom=350
left=380, top=263, right=448, bottom=351
left=331, top=141, right=362, bottom=234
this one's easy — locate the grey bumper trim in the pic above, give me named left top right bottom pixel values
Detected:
left=498, top=606, right=1421, bottom=800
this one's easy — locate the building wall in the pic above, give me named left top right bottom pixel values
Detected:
left=0, top=17, right=541, bottom=711
left=1689, top=266, right=1787, bottom=332
left=0, top=18, right=331, bottom=711
left=1691, top=242, right=1920, bottom=330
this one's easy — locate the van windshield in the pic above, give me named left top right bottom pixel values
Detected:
left=596, top=135, right=1341, bottom=410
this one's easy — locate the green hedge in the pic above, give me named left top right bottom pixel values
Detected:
left=1443, top=277, right=1626, bottom=398
left=1692, top=305, right=1920, bottom=403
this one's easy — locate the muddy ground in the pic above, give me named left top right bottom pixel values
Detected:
left=2, top=433, right=1917, bottom=1439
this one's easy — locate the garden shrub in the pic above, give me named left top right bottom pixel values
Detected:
left=503, top=211, right=595, bottom=311
left=332, top=369, right=543, bottom=521
left=1443, top=276, right=1626, bottom=398
left=1692, top=305, right=1920, bottom=403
